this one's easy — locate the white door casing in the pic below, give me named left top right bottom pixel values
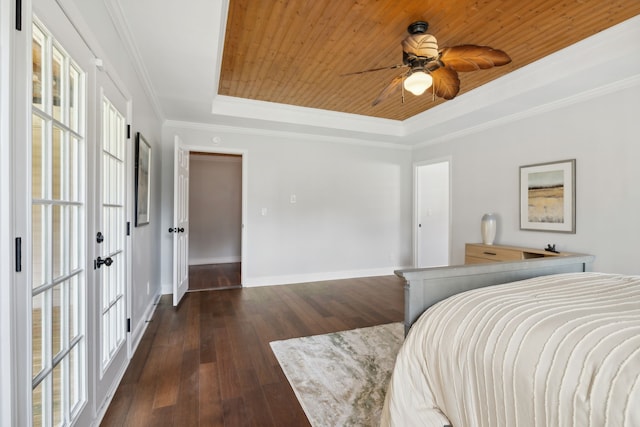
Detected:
left=0, top=0, right=16, bottom=422
left=175, top=144, right=248, bottom=289
left=172, top=137, right=189, bottom=306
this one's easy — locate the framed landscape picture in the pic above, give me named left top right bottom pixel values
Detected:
left=135, top=132, right=151, bottom=226
left=520, top=159, right=575, bottom=233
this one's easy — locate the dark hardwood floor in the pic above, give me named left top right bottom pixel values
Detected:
left=101, top=275, right=404, bottom=426
left=189, top=263, right=242, bottom=291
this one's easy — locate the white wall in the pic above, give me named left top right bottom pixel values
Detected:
left=413, top=81, right=640, bottom=274
left=161, top=125, right=413, bottom=290
left=189, top=154, right=242, bottom=264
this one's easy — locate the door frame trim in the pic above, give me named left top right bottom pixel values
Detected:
left=177, top=142, right=248, bottom=287
left=2, top=0, right=28, bottom=423
left=413, top=156, right=453, bottom=268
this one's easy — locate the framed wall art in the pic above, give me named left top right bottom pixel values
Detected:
left=520, top=159, right=575, bottom=233
left=135, top=132, right=151, bottom=226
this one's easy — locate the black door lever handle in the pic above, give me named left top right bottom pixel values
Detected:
left=95, top=256, right=113, bottom=268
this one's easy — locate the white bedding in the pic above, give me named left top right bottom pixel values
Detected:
left=380, top=272, right=640, bottom=427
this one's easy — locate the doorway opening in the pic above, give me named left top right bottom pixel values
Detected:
left=414, top=158, right=451, bottom=268
left=188, top=152, right=243, bottom=291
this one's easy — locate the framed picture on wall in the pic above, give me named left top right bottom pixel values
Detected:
left=135, top=132, right=151, bottom=226
left=519, top=159, right=575, bottom=233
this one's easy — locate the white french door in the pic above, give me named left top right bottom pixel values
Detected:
left=30, top=17, right=87, bottom=427
left=20, top=2, right=131, bottom=425
left=93, top=71, right=130, bottom=409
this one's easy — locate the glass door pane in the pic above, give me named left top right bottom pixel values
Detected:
left=31, top=20, right=86, bottom=426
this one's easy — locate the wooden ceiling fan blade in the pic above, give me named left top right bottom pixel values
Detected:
left=372, top=74, right=405, bottom=106
left=440, top=45, right=512, bottom=72
left=341, top=64, right=407, bottom=77
left=431, top=67, right=460, bottom=100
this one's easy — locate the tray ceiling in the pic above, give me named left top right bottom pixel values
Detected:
left=219, top=0, right=640, bottom=121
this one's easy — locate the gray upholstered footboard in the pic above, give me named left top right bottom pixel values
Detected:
left=396, top=255, right=594, bottom=335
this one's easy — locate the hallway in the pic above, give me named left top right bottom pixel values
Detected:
left=188, top=263, right=242, bottom=291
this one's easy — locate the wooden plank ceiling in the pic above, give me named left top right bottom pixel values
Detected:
left=219, top=0, right=640, bottom=121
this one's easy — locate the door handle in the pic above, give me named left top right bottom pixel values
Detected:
left=95, top=256, right=113, bottom=269
left=168, top=227, right=185, bottom=233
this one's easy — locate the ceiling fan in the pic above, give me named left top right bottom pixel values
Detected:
left=344, top=21, right=512, bottom=106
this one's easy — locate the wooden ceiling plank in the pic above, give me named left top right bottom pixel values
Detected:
left=296, top=1, right=408, bottom=111
left=220, top=0, right=263, bottom=96
left=219, top=0, right=640, bottom=120
left=265, top=0, right=356, bottom=104
left=245, top=1, right=295, bottom=100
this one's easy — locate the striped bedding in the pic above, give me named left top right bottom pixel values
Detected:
left=380, top=272, right=640, bottom=427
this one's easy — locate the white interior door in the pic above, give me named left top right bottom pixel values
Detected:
left=172, top=137, right=189, bottom=305
left=93, top=71, right=130, bottom=410
left=415, top=160, right=451, bottom=268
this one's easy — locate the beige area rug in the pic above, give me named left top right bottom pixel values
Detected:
left=270, top=323, right=404, bottom=427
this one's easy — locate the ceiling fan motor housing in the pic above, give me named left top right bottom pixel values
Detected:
left=407, top=21, right=429, bottom=34
left=402, top=34, right=439, bottom=64
left=403, top=21, right=439, bottom=66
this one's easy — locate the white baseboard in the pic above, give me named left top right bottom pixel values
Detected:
left=189, top=256, right=241, bottom=266
left=159, top=267, right=409, bottom=295
left=242, top=266, right=407, bottom=287
left=129, top=293, right=161, bottom=353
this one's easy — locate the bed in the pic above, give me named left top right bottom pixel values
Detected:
left=381, top=255, right=640, bottom=427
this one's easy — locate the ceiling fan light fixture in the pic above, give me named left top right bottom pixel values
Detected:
left=404, top=71, right=433, bottom=96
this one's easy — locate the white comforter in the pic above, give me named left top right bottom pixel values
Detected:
left=381, top=272, right=640, bottom=427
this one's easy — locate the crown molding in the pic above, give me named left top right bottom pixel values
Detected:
left=211, top=94, right=404, bottom=138
left=164, top=119, right=412, bottom=151
left=104, top=0, right=165, bottom=122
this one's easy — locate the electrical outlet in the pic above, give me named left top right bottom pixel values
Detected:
left=261, top=208, right=268, bottom=216
left=290, top=194, right=297, bottom=204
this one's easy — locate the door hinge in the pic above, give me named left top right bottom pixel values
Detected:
left=126, top=124, right=131, bottom=139
left=15, top=237, right=22, bottom=272
left=15, top=0, right=22, bottom=31
left=126, top=221, right=131, bottom=236
left=127, top=318, right=131, bottom=333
